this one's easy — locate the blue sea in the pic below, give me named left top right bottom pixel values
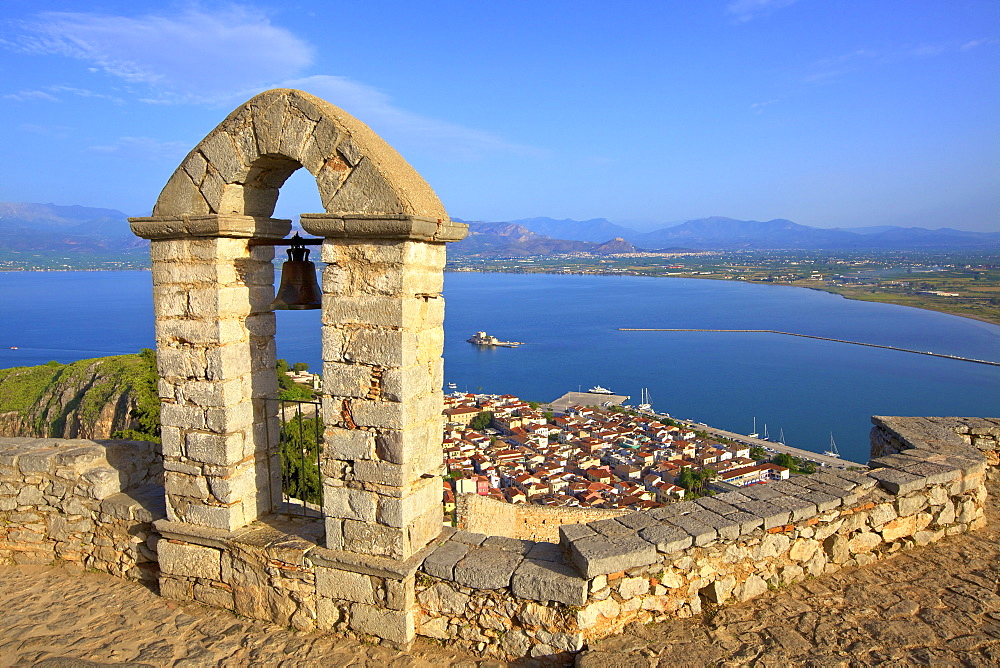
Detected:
left=1, top=270, right=997, bottom=464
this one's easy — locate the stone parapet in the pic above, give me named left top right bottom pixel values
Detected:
left=412, top=416, right=992, bottom=661
left=0, top=437, right=163, bottom=580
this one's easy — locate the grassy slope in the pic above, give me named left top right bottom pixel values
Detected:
left=0, top=351, right=160, bottom=440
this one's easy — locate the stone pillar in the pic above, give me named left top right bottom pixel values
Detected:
left=301, top=214, right=466, bottom=562
left=130, top=214, right=290, bottom=533
left=302, top=214, right=464, bottom=648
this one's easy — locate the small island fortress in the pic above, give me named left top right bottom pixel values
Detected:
left=467, top=331, right=523, bottom=347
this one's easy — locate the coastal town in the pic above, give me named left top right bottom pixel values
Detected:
left=441, top=389, right=793, bottom=514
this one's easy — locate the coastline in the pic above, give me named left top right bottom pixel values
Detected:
left=446, top=267, right=1000, bottom=328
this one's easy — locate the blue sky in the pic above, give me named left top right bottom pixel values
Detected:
left=1, top=1, right=997, bottom=231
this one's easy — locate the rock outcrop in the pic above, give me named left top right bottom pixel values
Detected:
left=0, top=352, right=158, bottom=440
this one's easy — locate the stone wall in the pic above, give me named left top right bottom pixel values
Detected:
left=456, top=492, right=628, bottom=542
left=0, top=437, right=163, bottom=581
left=413, top=416, right=994, bottom=661
left=0, top=418, right=994, bottom=660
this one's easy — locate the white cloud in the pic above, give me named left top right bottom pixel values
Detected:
left=4, top=89, right=59, bottom=102
left=89, top=136, right=191, bottom=161
left=750, top=98, right=779, bottom=113
left=7, top=8, right=540, bottom=160
left=278, top=75, right=544, bottom=160
left=960, top=38, right=998, bottom=51
left=11, top=6, right=313, bottom=103
left=727, top=0, right=798, bottom=23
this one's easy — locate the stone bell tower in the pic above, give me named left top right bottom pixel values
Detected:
left=130, top=89, right=466, bottom=643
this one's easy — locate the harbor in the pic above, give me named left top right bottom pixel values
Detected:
left=665, top=418, right=864, bottom=470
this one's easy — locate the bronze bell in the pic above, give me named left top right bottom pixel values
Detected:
left=271, top=234, right=322, bottom=310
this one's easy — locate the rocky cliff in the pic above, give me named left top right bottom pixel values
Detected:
left=0, top=351, right=159, bottom=441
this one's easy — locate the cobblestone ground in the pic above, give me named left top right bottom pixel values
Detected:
left=1, top=473, right=997, bottom=667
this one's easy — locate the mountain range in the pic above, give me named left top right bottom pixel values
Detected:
left=471, top=216, right=1000, bottom=251
left=1, top=202, right=996, bottom=261
left=0, top=202, right=146, bottom=254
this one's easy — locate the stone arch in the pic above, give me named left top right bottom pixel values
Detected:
left=152, top=88, right=447, bottom=221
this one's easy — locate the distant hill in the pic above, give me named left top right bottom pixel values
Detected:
left=3, top=202, right=996, bottom=261
left=464, top=215, right=999, bottom=251
left=630, top=217, right=1000, bottom=250
left=0, top=201, right=146, bottom=254
left=506, top=217, right=637, bottom=243
left=451, top=222, right=638, bottom=257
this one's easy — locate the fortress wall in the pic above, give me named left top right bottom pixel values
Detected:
left=0, top=437, right=163, bottom=581
left=455, top=492, right=628, bottom=542
left=0, top=417, right=995, bottom=661
left=414, top=416, right=996, bottom=660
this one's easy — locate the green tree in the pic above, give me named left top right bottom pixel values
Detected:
left=773, top=453, right=796, bottom=469
left=750, top=446, right=767, bottom=460
left=280, top=414, right=323, bottom=505
left=292, top=362, right=309, bottom=372
left=469, top=411, right=494, bottom=431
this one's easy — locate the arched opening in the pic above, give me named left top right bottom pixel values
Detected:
left=265, top=164, right=326, bottom=513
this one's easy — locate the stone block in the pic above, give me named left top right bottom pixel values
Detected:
left=322, top=361, right=375, bottom=399
left=323, top=486, right=376, bottom=522
left=323, top=427, right=376, bottom=461
left=205, top=401, right=255, bottom=433
left=207, top=468, right=256, bottom=505
left=795, top=490, right=842, bottom=513
left=451, top=530, right=487, bottom=546
left=558, top=522, right=596, bottom=547
left=741, top=484, right=783, bottom=501
left=161, top=403, right=207, bottom=431
left=417, top=582, right=469, bottom=615
left=731, top=499, right=791, bottom=530
left=376, top=478, right=440, bottom=528
left=349, top=602, right=414, bottom=647
left=701, top=576, right=736, bottom=604
left=342, top=519, right=405, bottom=560
left=665, top=514, right=717, bottom=546
left=568, top=534, right=657, bottom=579
left=158, top=540, right=221, bottom=580
left=453, top=547, right=523, bottom=590
left=315, top=566, right=375, bottom=604
left=618, top=576, right=650, bottom=599
left=694, top=496, right=738, bottom=515
left=525, top=541, right=564, bottom=562
left=869, top=467, right=927, bottom=495
left=726, top=511, right=765, bottom=535
left=185, top=431, right=244, bottom=466
left=641, top=524, right=693, bottom=554
left=687, top=509, right=741, bottom=541
left=164, top=470, right=210, bottom=500
left=511, top=559, right=587, bottom=606
left=482, top=535, right=535, bottom=554
left=183, top=502, right=248, bottom=532
left=421, top=539, right=470, bottom=580
left=771, top=495, right=818, bottom=522
left=373, top=420, right=440, bottom=465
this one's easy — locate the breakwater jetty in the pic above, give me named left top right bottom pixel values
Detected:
left=619, top=328, right=1000, bottom=367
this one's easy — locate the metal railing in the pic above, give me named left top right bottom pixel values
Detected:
left=267, top=398, right=323, bottom=516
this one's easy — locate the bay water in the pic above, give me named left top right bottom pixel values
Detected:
left=1, top=270, right=997, bottom=464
